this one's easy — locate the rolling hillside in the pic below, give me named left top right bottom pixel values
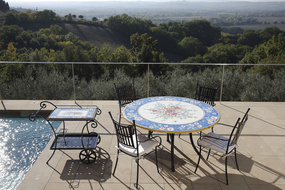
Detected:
left=20, top=22, right=130, bottom=50
left=18, top=22, right=184, bottom=62
left=60, top=23, right=131, bottom=50
left=56, top=23, right=184, bottom=62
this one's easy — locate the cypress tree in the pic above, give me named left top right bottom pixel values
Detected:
left=0, top=0, right=10, bottom=12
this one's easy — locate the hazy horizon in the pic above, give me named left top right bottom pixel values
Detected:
left=7, top=0, right=285, bottom=22
left=7, top=0, right=285, bottom=3
left=8, top=0, right=285, bottom=8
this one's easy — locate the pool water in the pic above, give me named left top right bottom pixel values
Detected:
left=0, top=117, right=61, bottom=190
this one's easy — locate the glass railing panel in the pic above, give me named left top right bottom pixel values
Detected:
left=0, top=62, right=285, bottom=102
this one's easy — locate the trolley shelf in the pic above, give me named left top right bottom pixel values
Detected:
left=50, top=133, right=100, bottom=150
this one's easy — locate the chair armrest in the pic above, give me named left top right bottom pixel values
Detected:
left=150, top=135, right=162, bottom=146
left=202, top=134, right=228, bottom=141
left=138, top=135, right=162, bottom=146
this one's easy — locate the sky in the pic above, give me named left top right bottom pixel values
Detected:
left=7, top=0, right=285, bottom=2
left=6, top=0, right=285, bottom=8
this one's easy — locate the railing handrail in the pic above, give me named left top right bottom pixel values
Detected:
left=1, top=61, right=285, bottom=66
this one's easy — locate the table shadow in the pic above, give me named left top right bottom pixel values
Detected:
left=152, top=147, right=197, bottom=189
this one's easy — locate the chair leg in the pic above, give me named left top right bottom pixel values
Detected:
left=136, top=158, right=139, bottom=189
left=234, top=148, right=240, bottom=170
left=155, top=147, right=159, bottom=173
left=194, top=146, right=202, bottom=173
left=225, top=157, right=229, bottom=185
left=112, top=150, right=119, bottom=176
left=148, top=131, right=153, bottom=138
left=119, top=109, right=122, bottom=123
left=206, top=149, right=211, bottom=160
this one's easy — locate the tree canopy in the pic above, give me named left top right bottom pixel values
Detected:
left=3, top=10, right=59, bottom=25
left=0, top=0, right=9, bottom=12
left=1, top=11, right=285, bottom=81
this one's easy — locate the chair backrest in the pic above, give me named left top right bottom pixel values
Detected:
left=232, top=108, right=250, bottom=145
left=114, top=80, right=136, bottom=108
left=109, top=112, right=138, bottom=154
left=195, top=81, right=217, bottom=106
left=227, top=108, right=250, bottom=150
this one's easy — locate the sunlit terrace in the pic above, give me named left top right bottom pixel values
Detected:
left=0, top=62, right=285, bottom=190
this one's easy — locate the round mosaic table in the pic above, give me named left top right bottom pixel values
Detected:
left=123, top=96, right=220, bottom=171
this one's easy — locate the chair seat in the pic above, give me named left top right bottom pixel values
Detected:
left=119, top=134, right=159, bottom=157
left=198, top=132, right=236, bottom=154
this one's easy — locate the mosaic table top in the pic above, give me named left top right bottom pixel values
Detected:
left=123, top=96, right=220, bottom=133
left=48, top=108, right=97, bottom=121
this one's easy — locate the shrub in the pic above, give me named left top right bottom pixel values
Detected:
left=1, top=65, right=285, bottom=102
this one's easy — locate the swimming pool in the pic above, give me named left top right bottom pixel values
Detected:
left=0, top=117, right=61, bottom=190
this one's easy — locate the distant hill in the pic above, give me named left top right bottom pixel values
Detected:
left=2, top=19, right=183, bottom=62
left=60, top=23, right=132, bottom=51
left=56, top=23, right=184, bottom=62
left=21, top=22, right=131, bottom=51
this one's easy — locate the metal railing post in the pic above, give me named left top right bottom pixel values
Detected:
left=72, top=63, right=77, bottom=103
left=220, top=65, right=225, bottom=102
left=147, top=64, right=150, bottom=97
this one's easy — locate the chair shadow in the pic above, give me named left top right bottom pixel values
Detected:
left=193, top=173, right=280, bottom=188
left=157, top=149, right=282, bottom=188
left=217, top=153, right=285, bottom=184
left=216, top=153, right=254, bottom=173
left=145, top=147, right=198, bottom=189
left=193, top=151, right=285, bottom=187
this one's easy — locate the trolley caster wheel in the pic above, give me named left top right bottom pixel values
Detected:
left=79, top=149, right=97, bottom=164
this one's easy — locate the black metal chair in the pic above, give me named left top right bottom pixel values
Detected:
left=114, top=80, right=137, bottom=122
left=194, top=108, right=250, bottom=185
left=109, top=112, right=161, bottom=189
left=179, top=81, right=218, bottom=138
left=195, top=80, right=217, bottom=107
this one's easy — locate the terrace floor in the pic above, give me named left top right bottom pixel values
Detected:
left=2, top=100, right=284, bottom=190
